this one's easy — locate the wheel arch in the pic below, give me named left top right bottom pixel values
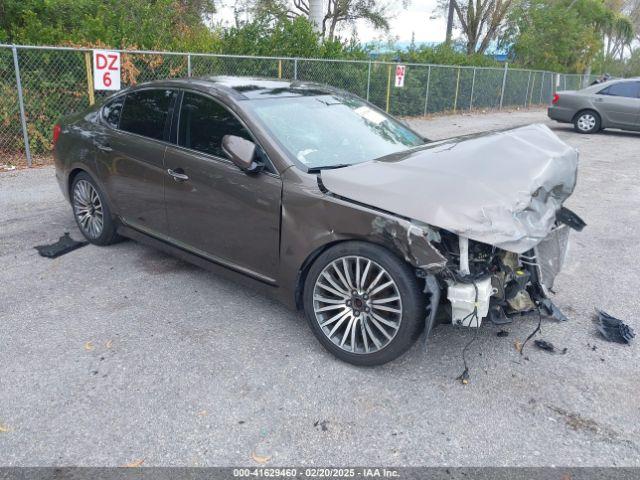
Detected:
left=67, top=166, right=116, bottom=216
left=67, top=167, right=88, bottom=198
left=295, top=239, right=346, bottom=310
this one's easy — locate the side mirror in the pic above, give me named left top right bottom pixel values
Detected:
left=222, top=135, right=262, bottom=173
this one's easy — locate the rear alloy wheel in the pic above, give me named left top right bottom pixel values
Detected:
left=574, top=111, right=601, bottom=134
left=303, top=242, right=425, bottom=366
left=71, top=172, right=120, bottom=245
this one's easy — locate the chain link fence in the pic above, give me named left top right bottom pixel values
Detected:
left=0, top=44, right=600, bottom=167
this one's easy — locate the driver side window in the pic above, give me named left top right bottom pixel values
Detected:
left=178, top=92, right=252, bottom=159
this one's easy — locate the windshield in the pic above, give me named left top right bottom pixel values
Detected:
left=246, top=95, right=425, bottom=170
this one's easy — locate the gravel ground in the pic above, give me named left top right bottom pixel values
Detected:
left=1, top=108, right=639, bottom=467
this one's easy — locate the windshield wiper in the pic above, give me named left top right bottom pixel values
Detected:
left=308, top=164, right=352, bottom=173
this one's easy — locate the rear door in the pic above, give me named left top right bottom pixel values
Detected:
left=95, top=88, right=177, bottom=235
left=594, top=81, right=640, bottom=129
left=163, top=91, right=282, bottom=282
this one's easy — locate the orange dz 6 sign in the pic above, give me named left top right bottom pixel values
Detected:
left=93, top=50, right=121, bottom=90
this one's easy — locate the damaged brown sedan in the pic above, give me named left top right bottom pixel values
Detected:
left=53, top=76, right=584, bottom=365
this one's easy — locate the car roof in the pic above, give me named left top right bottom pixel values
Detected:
left=581, top=77, right=640, bottom=92
left=124, top=76, right=340, bottom=100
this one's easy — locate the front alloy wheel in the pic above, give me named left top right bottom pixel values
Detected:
left=312, top=256, right=402, bottom=354
left=303, top=242, right=425, bottom=366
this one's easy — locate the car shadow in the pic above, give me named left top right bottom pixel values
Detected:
left=549, top=123, right=640, bottom=138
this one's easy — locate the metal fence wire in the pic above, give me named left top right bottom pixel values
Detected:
left=0, top=44, right=601, bottom=167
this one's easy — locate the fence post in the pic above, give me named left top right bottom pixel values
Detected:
left=539, top=72, right=545, bottom=104
left=499, top=62, right=508, bottom=110
left=12, top=46, right=32, bottom=168
left=294, top=58, right=298, bottom=80
left=423, top=66, right=431, bottom=116
left=528, top=73, right=536, bottom=106
left=453, top=66, right=461, bottom=112
left=84, top=51, right=95, bottom=106
left=385, top=64, right=392, bottom=113
left=469, top=67, right=476, bottom=111
left=366, top=60, right=372, bottom=102
left=524, top=71, right=531, bottom=108
left=187, top=53, right=192, bottom=77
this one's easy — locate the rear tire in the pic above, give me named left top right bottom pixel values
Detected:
left=573, top=110, right=601, bottom=134
left=71, top=172, right=120, bottom=246
left=303, top=241, right=425, bottom=366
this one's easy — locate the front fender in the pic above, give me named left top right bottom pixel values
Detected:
left=278, top=167, right=446, bottom=308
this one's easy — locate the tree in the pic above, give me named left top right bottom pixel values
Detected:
left=601, top=0, right=636, bottom=61
left=251, top=0, right=394, bottom=40
left=604, top=14, right=634, bottom=60
left=309, top=0, right=324, bottom=32
left=438, top=0, right=514, bottom=54
left=502, top=0, right=615, bottom=72
left=0, top=0, right=217, bottom=51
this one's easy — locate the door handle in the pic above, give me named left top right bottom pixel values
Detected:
left=167, top=168, right=189, bottom=182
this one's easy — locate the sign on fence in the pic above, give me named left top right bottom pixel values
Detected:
left=93, top=50, right=121, bottom=90
left=395, top=65, right=406, bottom=88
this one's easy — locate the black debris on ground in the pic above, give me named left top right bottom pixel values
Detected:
left=497, top=330, right=509, bottom=337
left=34, top=232, right=88, bottom=259
left=596, top=309, right=635, bottom=344
left=313, top=420, right=329, bottom=431
left=534, top=340, right=555, bottom=353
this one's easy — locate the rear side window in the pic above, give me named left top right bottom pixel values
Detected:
left=598, top=82, right=640, bottom=98
left=120, top=89, right=174, bottom=140
left=102, top=96, right=124, bottom=129
left=178, top=92, right=251, bottom=158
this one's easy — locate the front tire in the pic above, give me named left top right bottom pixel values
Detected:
left=303, top=242, right=425, bottom=366
left=573, top=110, right=601, bottom=134
left=71, top=172, right=120, bottom=245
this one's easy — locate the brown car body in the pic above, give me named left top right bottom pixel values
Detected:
left=54, top=76, right=582, bottom=365
left=53, top=77, right=445, bottom=310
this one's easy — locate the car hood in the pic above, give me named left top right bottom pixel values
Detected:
left=320, top=123, right=579, bottom=253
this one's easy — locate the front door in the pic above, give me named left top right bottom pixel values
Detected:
left=95, top=88, right=177, bottom=234
left=595, top=81, right=640, bottom=128
left=164, top=91, right=282, bottom=282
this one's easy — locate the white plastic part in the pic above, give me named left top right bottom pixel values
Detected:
left=458, top=236, right=470, bottom=275
left=447, top=277, right=493, bottom=327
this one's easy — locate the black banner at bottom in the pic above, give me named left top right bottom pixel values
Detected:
left=0, top=468, right=638, bottom=480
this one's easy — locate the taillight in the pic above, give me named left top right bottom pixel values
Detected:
left=552, top=93, right=560, bottom=105
left=52, top=124, right=61, bottom=146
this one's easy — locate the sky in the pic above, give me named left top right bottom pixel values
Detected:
left=355, top=0, right=447, bottom=44
left=215, top=0, right=449, bottom=44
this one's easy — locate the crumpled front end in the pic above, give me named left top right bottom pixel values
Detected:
left=320, top=123, right=584, bottom=330
left=420, top=213, right=584, bottom=329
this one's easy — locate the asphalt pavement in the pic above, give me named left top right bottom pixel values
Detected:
left=1, top=108, right=639, bottom=466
